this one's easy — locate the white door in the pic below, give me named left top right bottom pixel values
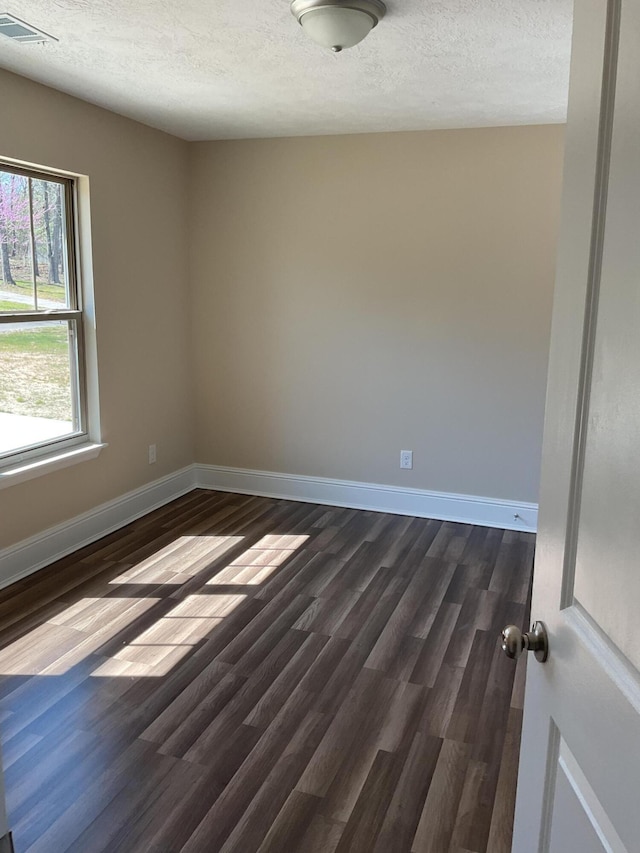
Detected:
left=513, top=0, right=640, bottom=851
left=0, top=742, right=9, bottom=849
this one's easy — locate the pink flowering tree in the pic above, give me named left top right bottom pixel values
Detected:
left=0, top=172, right=29, bottom=286
left=0, top=171, right=65, bottom=288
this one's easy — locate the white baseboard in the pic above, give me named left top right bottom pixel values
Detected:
left=0, top=463, right=538, bottom=592
left=0, top=465, right=197, bottom=591
left=195, top=465, right=538, bottom=533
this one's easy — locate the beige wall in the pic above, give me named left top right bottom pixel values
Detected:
left=0, top=70, right=194, bottom=548
left=0, top=72, right=564, bottom=553
left=190, top=125, right=564, bottom=503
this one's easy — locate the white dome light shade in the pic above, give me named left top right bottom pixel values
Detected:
left=291, top=1, right=386, bottom=52
left=299, top=8, right=373, bottom=51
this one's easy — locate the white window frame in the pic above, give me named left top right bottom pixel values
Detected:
left=0, top=160, right=103, bottom=487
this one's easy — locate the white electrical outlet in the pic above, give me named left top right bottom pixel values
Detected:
left=148, top=444, right=157, bottom=464
left=400, top=450, right=413, bottom=469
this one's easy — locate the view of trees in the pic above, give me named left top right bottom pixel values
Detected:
left=0, top=170, right=66, bottom=291
left=0, top=169, right=72, bottom=437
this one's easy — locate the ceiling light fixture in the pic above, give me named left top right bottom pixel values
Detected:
left=291, top=0, right=386, bottom=53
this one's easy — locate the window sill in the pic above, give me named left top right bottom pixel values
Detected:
left=0, top=442, right=106, bottom=490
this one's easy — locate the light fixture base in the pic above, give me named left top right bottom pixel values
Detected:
left=291, top=0, right=387, bottom=25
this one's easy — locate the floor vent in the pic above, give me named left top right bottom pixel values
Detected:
left=0, top=13, right=57, bottom=43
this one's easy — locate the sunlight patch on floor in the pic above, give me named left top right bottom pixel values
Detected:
left=169, top=593, right=248, bottom=620
left=108, top=535, right=245, bottom=586
left=0, top=532, right=309, bottom=678
left=206, top=534, right=310, bottom=586
left=105, top=593, right=249, bottom=674
left=90, top=657, right=155, bottom=678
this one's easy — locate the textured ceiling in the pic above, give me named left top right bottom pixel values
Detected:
left=0, top=0, right=573, bottom=140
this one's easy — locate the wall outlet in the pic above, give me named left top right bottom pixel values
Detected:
left=400, top=450, right=413, bottom=470
left=148, top=443, right=157, bottom=464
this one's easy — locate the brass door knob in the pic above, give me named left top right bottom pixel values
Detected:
left=501, top=621, right=549, bottom=662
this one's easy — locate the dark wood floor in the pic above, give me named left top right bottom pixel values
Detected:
left=0, top=490, right=533, bottom=853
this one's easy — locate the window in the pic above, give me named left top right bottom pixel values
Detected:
left=0, top=162, right=91, bottom=470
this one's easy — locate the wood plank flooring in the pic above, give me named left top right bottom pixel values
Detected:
left=0, top=490, right=533, bottom=852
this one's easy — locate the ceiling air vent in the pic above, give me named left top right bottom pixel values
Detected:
left=0, top=13, right=57, bottom=43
